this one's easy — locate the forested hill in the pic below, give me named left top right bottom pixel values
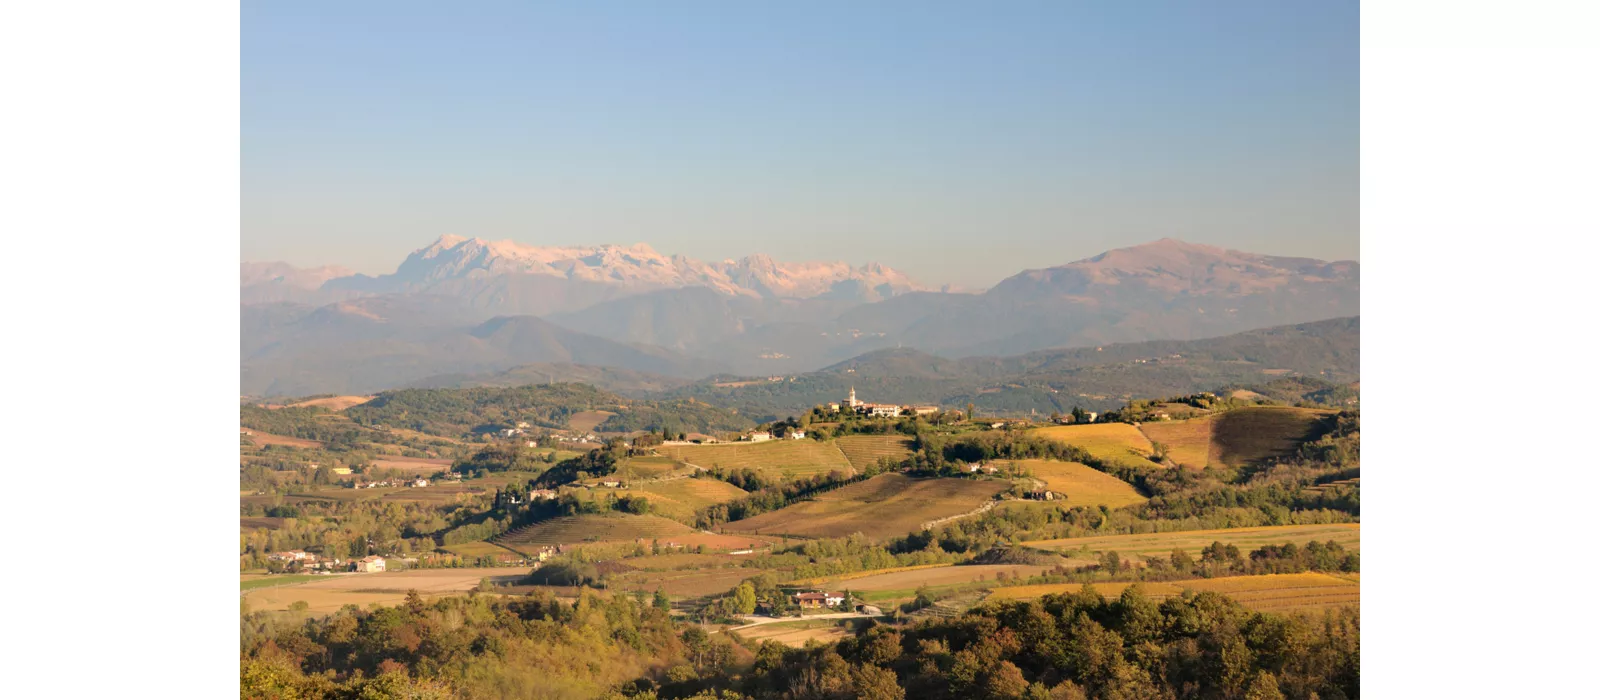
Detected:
left=342, top=383, right=753, bottom=437
left=653, top=317, right=1359, bottom=420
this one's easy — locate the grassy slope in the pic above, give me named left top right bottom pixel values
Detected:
left=659, top=440, right=853, bottom=478
left=497, top=513, right=694, bottom=552
left=1012, top=459, right=1147, bottom=508
left=1031, top=424, right=1165, bottom=470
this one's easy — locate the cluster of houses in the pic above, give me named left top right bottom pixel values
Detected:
left=743, top=430, right=804, bottom=442
left=792, top=591, right=846, bottom=608
left=352, top=477, right=431, bottom=489
left=267, top=550, right=387, bottom=573
left=828, top=387, right=939, bottom=418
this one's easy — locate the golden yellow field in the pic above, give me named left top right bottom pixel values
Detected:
left=1031, top=424, right=1164, bottom=470
left=834, top=435, right=915, bottom=472
left=1137, top=416, right=1218, bottom=468
left=241, top=430, right=322, bottom=449
left=787, top=563, right=950, bottom=587
left=614, top=455, right=690, bottom=480
left=1014, top=460, right=1147, bottom=508
left=660, top=440, right=853, bottom=478
left=242, top=567, right=528, bottom=613
left=568, top=410, right=617, bottom=434
left=721, top=474, right=1008, bottom=541
left=987, top=572, right=1359, bottom=613
left=287, top=395, right=375, bottom=411
left=632, top=478, right=750, bottom=520
left=732, top=619, right=859, bottom=647
left=1025, top=523, right=1360, bottom=558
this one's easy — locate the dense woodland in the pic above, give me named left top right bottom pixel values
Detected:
left=242, top=584, right=1357, bottom=699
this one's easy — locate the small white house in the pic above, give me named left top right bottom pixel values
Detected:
left=411, top=478, right=429, bottom=488
left=747, top=431, right=773, bottom=442
left=790, top=430, right=806, bottom=439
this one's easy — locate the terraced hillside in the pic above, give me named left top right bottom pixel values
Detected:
left=496, top=513, right=693, bottom=552
left=721, top=473, right=1008, bottom=541
left=987, top=572, right=1359, bottom=613
left=659, top=439, right=853, bottom=478
left=1031, top=424, right=1164, bottom=470
left=834, top=435, right=915, bottom=472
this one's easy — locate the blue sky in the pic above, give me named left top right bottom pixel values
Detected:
left=243, top=2, right=1357, bottom=288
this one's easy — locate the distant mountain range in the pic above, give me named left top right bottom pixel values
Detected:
left=241, top=237, right=1358, bottom=397
left=409, top=317, right=1360, bottom=420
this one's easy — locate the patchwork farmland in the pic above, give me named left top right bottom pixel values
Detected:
left=721, top=473, right=1008, bottom=541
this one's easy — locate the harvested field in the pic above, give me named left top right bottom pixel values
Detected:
left=239, top=517, right=288, bottom=531
left=288, top=395, right=374, bottom=411
left=497, top=513, right=694, bottom=552
left=1025, top=523, right=1361, bottom=559
left=734, top=619, right=861, bottom=647
left=829, top=564, right=1054, bottom=591
left=1032, top=424, right=1163, bottom=470
left=241, top=430, right=322, bottom=449
left=987, top=572, right=1359, bottom=613
left=660, top=440, right=853, bottom=479
left=1211, top=406, right=1333, bottom=466
left=1137, top=416, right=1219, bottom=468
left=1014, top=460, right=1147, bottom=508
left=242, top=567, right=527, bottom=613
left=569, top=410, right=617, bottom=434
left=370, top=457, right=454, bottom=474
left=721, top=474, right=1008, bottom=541
left=240, top=574, right=323, bottom=591
left=835, top=435, right=914, bottom=472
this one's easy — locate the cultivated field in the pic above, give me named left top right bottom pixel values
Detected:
left=834, top=435, right=915, bottom=472
left=1015, top=460, right=1147, bottom=508
left=631, top=478, right=750, bottom=520
left=497, top=513, right=694, bottom=552
left=241, top=430, right=322, bottom=449
left=660, top=440, right=854, bottom=478
left=441, top=541, right=526, bottom=560
left=287, top=395, right=375, bottom=411
left=369, top=456, right=454, bottom=474
left=242, top=567, right=528, bottom=613
left=825, top=564, right=1054, bottom=591
left=733, top=619, right=861, bottom=647
left=1024, top=523, right=1361, bottom=559
left=568, top=410, right=617, bottom=434
left=721, top=474, right=1008, bottom=541
left=616, top=455, right=690, bottom=480
left=987, top=572, right=1359, bottom=613
left=1210, top=406, right=1333, bottom=466
left=1031, top=424, right=1163, bottom=470
left=1137, top=416, right=1219, bottom=469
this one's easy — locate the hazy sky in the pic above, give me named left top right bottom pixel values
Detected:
left=243, top=2, right=1357, bottom=289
